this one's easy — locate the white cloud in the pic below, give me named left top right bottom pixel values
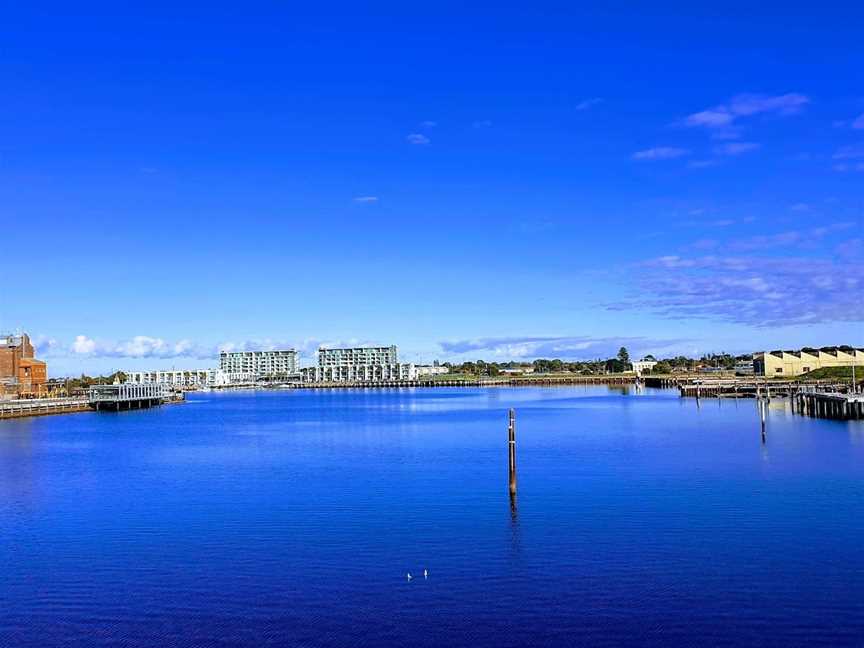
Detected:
left=684, top=93, right=809, bottom=130
left=353, top=196, right=379, bottom=203
left=72, top=335, right=97, bottom=354
left=420, top=120, right=437, bottom=128
left=69, top=335, right=211, bottom=360
left=632, top=147, right=690, bottom=161
left=852, top=113, right=864, bottom=129
left=472, top=120, right=493, bottom=128
left=686, top=109, right=735, bottom=128
left=406, top=133, right=430, bottom=145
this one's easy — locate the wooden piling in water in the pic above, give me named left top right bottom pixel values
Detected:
left=759, top=399, right=766, bottom=444
left=508, top=408, right=517, bottom=495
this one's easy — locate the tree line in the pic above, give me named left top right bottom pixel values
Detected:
left=443, top=348, right=753, bottom=376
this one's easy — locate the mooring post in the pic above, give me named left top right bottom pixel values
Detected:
left=508, top=408, right=517, bottom=495
left=760, top=398, right=766, bottom=444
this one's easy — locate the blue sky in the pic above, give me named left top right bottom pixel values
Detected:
left=2, top=2, right=862, bottom=374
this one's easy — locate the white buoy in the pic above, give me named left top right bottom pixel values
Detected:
left=423, top=569, right=428, bottom=578
left=406, top=573, right=412, bottom=581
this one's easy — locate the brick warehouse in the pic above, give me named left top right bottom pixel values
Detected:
left=0, top=333, right=47, bottom=397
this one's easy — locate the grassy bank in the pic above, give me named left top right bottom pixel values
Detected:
left=800, top=366, right=861, bottom=381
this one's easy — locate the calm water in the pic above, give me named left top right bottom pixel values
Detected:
left=2, top=387, right=864, bottom=647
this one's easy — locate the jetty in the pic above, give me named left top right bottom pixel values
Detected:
left=89, top=383, right=183, bottom=411
left=676, top=379, right=845, bottom=399
left=794, top=392, right=864, bottom=421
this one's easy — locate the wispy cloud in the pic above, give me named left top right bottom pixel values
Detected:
left=616, top=247, right=863, bottom=327
left=632, top=147, right=690, bottom=161
left=419, top=120, right=437, bottom=128
left=853, top=113, right=864, bottom=129
left=727, top=223, right=852, bottom=251
left=688, top=159, right=718, bottom=168
left=714, top=142, right=760, bottom=156
left=353, top=196, right=379, bottom=203
left=790, top=203, right=810, bottom=212
left=575, top=97, right=603, bottom=111
left=832, top=163, right=864, bottom=173
left=472, top=120, right=493, bottom=128
left=833, top=145, right=864, bottom=160
left=684, top=93, right=809, bottom=131
left=68, top=335, right=212, bottom=360
left=438, top=335, right=687, bottom=360
left=406, top=133, right=430, bottom=145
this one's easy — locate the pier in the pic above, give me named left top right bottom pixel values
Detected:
left=677, top=379, right=845, bottom=399
left=89, top=383, right=181, bottom=411
left=795, top=392, right=864, bottom=421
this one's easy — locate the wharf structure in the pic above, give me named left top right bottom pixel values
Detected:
left=676, top=379, right=848, bottom=398
left=795, top=392, right=864, bottom=421
left=89, top=383, right=181, bottom=411
left=0, top=383, right=181, bottom=419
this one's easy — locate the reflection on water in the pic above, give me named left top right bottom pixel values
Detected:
left=2, top=387, right=864, bottom=647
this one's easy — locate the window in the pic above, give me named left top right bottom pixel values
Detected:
left=775, top=368, right=783, bottom=373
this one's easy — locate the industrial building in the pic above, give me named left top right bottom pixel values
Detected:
left=0, top=333, right=47, bottom=397
left=753, top=347, right=864, bottom=377
left=219, top=349, right=299, bottom=379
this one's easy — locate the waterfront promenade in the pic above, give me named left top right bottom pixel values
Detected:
left=0, top=397, right=90, bottom=419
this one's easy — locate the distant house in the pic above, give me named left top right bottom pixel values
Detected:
left=631, top=358, right=658, bottom=376
left=500, top=367, right=535, bottom=375
left=734, top=360, right=755, bottom=376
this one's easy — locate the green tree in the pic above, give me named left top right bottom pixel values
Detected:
left=652, top=361, right=673, bottom=374
left=617, top=347, right=630, bottom=365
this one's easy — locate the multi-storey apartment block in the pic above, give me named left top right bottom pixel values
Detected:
left=318, top=346, right=398, bottom=368
left=219, top=349, right=299, bottom=378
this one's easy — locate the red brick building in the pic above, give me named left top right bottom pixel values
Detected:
left=0, top=333, right=48, bottom=397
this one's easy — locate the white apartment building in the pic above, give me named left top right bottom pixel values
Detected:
left=125, top=369, right=256, bottom=387
left=301, top=363, right=415, bottom=383
left=219, top=349, right=299, bottom=378
left=318, top=346, right=398, bottom=368
left=300, top=346, right=421, bottom=383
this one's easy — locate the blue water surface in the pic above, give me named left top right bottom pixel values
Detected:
left=2, top=386, right=863, bottom=647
